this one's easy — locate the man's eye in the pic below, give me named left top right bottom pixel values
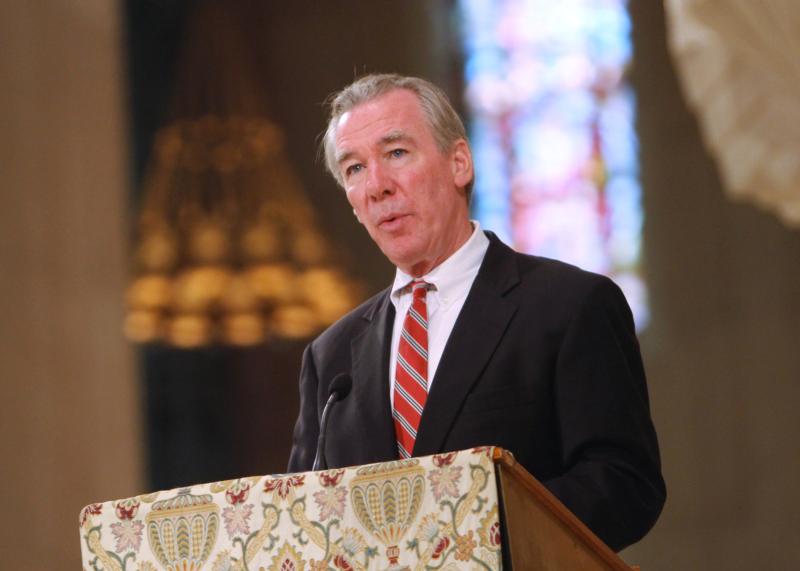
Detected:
left=345, top=164, right=363, bottom=177
left=389, top=148, right=407, bottom=158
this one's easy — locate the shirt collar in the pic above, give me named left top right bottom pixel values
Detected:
left=390, top=221, right=489, bottom=308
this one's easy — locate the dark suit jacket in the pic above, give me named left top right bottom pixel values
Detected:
left=288, top=232, right=665, bottom=551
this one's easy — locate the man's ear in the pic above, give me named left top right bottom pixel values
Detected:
left=450, top=139, right=473, bottom=189
left=353, top=208, right=362, bottom=223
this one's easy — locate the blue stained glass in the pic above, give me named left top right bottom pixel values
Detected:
left=600, top=89, right=639, bottom=173
left=458, top=0, right=648, bottom=329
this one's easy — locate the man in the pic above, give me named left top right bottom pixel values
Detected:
left=288, top=73, right=665, bottom=551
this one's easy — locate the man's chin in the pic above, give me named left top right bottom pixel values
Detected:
left=379, top=246, right=421, bottom=274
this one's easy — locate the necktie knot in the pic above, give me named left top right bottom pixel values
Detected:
left=410, top=280, right=430, bottom=300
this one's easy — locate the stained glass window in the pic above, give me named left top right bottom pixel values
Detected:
left=460, top=0, right=648, bottom=328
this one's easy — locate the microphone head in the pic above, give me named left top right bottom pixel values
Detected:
left=329, top=373, right=352, bottom=401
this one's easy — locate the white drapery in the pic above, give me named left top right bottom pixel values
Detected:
left=665, top=0, right=800, bottom=226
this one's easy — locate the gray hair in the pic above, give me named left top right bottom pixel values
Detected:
left=321, top=73, right=474, bottom=202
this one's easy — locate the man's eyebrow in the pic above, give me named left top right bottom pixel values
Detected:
left=335, top=130, right=414, bottom=166
left=380, top=130, right=412, bottom=146
left=335, top=150, right=355, bottom=166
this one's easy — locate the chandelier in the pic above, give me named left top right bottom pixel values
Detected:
left=124, top=2, right=361, bottom=347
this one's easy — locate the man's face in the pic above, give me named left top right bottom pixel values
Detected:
left=333, top=89, right=473, bottom=276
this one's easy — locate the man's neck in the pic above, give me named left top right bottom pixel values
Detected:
left=402, top=219, right=474, bottom=277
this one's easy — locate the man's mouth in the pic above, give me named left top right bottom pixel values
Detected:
left=378, top=213, right=408, bottom=228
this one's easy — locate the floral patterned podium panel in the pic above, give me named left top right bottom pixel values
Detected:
left=80, top=447, right=503, bottom=571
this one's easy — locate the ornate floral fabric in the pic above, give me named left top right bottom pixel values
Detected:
left=80, top=447, right=503, bottom=570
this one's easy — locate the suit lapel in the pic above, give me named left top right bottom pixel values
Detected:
left=413, top=234, right=520, bottom=456
left=349, top=290, right=398, bottom=462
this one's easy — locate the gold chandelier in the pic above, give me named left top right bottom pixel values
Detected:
left=125, top=115, right=361, bottom=347
left=124, top=2, right=361, bottom=347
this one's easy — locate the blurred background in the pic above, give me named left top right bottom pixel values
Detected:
left=2, top=1, right=799, bottom=569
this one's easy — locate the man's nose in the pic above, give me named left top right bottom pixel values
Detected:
left=365, top=162, right=394, bottom=201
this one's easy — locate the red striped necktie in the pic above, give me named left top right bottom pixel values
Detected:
left=393, top=280, right=431, bottom=459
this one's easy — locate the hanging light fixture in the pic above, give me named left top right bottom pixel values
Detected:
left=124, top=2, right=361, bottom=347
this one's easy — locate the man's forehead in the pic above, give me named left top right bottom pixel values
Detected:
left=334, top=96, right=426, bottom=163
left=336, top=90, right=424, bottom=137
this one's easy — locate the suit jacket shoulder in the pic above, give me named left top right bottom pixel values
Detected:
left=308, top=286, right=391, bottom=367
left=485, top=234, right=637, bottom=339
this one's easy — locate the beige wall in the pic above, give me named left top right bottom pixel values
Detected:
left=624, top=3, right=800, bottom=568
left=0, top=2, right=142, bottom=568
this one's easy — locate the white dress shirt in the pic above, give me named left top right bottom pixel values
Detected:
left=389, top=222, right=490, bottom=405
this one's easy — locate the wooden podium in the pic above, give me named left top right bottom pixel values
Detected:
left=492, top=448, right=638, bottom=570
left=79, top=447, right=639, bottom=570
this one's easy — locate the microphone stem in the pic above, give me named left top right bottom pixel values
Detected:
left=312, top=391, right=339, bottom=471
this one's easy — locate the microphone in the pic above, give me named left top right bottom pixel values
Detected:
left=312, top=373, right=352, bottom=471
